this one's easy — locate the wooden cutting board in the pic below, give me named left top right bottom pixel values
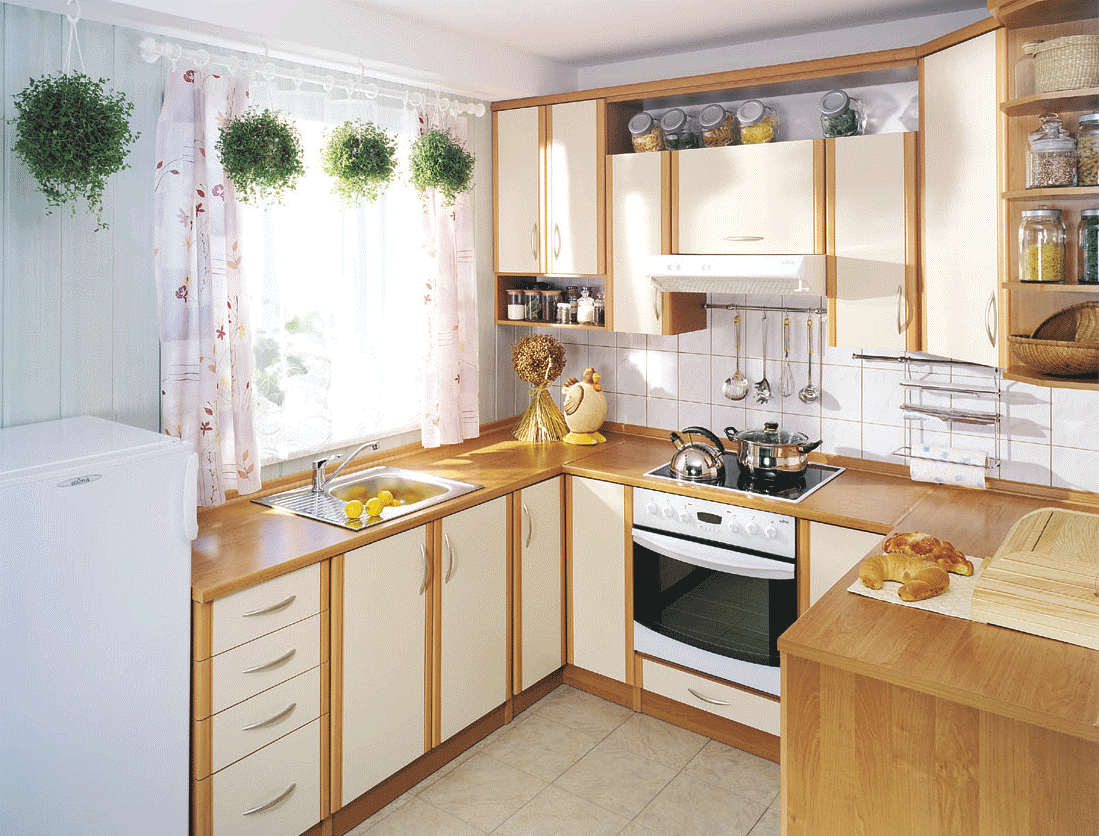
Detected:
left=971, top=507, right=1099, bottom=650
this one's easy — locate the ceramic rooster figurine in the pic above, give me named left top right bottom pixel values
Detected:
left=561, top=367, right=607, bottom=445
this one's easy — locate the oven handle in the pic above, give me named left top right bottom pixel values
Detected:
left=632, top=529, right=794, bottom=580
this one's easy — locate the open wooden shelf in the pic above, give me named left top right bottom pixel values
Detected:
left=1004, top=186, right=1099, bottom=200
left=1002, top=281, right=1099, bottom=292
left=1004, top=363, right=1099, bottom=388
left=1000, top=87, right=1099, bottom=116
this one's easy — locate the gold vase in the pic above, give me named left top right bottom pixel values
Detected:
left=514, top=383, right=567, bottom=443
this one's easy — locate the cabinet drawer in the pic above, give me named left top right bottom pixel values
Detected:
left=211, top=667, right=321, bottom=774
left=212, top=563, right=321, bottom=656
left=212, top=615, right=321, bottom=714
left=211, top=718, right=321, bottom=836
left=642, top=659, right=780, bottom=736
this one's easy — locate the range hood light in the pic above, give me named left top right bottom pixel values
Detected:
left=645, top=254, right=827, bottom=295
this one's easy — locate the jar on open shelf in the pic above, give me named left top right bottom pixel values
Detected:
left=1026, top=113, right=1077, bottom=189
left=660, top=108, right=701, bottom=150
left=819, top=90, right=864, bottom=138
left=698, top=104, right=738, bottom=147
left=1013, top=41, right=1042, bottom=98
left=628, top=111, right=665, bottom=153
left=1078, top=113, right=1099, bottom=188
left=736, top=100, right=778, bottom=144
left=1080, top=208, right=1099, bottom=285
left=1019, top=205, right=1065, bottom=284
left=507, top=289, right=525, bottom=320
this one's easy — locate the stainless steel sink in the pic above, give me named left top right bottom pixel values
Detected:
left=253, top=465, right=482, bottom=530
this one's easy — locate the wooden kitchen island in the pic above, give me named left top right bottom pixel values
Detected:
left=778, top=487, right=1099, bottom=836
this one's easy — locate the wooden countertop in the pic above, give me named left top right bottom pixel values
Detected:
left=778, top=485, right=1099, bottom=743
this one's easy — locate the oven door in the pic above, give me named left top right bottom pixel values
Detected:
left=632, top=527, right=796, bottom=696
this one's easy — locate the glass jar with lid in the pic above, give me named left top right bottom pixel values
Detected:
left=819, top=90, right=865, bottom=138
left=1026, top=113, right=1077, bottom=188
left=628, top=112, right=665, bottom=153
left=1080, top=207, right=1099, bottom=285
left=698, top=104, right=738, bottom=147
left=735, top=100, right=778, bottom=144
left=1014, top=41, right=1042, bottom=98
left=660, top=108, right=700, bottom=150
left=1019, top=205, right=1065, bottom=283
left=541, top=289, right=561, bottom=322
left=1077, top=112, right=1099, bottom=187
left=523, top=289, right=542, bottom=321
left=506, top=289, right=525, bottom=320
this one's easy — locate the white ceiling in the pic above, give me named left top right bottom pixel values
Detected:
left=349, top=0, right=988, bottom=66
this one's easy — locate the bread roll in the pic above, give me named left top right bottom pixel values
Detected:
left=882, top=532, right=974, bottom=576
left=858, top=553, right=951, bottom=602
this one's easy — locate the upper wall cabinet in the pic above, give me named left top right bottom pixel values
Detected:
left=673, top=141, right=825, bottom=255
left=494, top=100, right=605, bottom=276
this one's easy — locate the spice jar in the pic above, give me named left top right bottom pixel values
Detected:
left=819, top=90, right=864, bottom=138
left=628, top=112, right=665, bottom=153
left=1027, top=113, right=1077, bottom=188
left=660, top=108, right=700, bottom=150
left=736, top=100, right=778, bottom=144
left=541, top=289, right=561, bottom=322
left=1014, top=41, right=1041, bottom=98
left=565, top=285, right=580, bottom=324
left=523, top=289, right=542, bottom=321
left=1019, top=205, right=1066, bottom=283
left=1077, top=112, right=1099, bottom=187
left=698, top=104, right=738, bottom=147
left=507, top=289, right=525, bottom=320
left=594, top=290, right=605, bottom=326
left=1080, top=208, right=1099, bottom=285
left=576, top=289, right=595, bottom=324
left=556, top=302, right=571, bottom=325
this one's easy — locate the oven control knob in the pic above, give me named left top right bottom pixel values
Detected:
left=727, top=520, right=740, bottom=533
left=663, top=506, right=676, bottom=518
left=746, top=522, right=761, bottom=536
left=678, top=511, right=691, bottom=524
left=645, top=502, right=659, bottom=516
left=764, top=525, right=778, bottom=539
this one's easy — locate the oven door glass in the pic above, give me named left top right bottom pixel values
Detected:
left=633, top=529, right=796, bottom=667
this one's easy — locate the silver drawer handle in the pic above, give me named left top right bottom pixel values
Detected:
left=522, top=503, right=533, bottom=549
left=896, top=284, right=905, bottom=335
left=242, top=783, right=296, bottom=816
left=985, top=292, right=997, bottom=347
left=531, top=223, right=539, bottom=260
left=243, top=594, right=296, bottom=618
left=419, top=543, right=430, bottom=596
left=241, top=702, right=296, bottom=731
left=242, top=648, right=296, bottom=674
left=687, top=687, right=731, bottom=707
left=444, top=533, right=455, bottom=583
left=722, top=235, right=764, bottom=242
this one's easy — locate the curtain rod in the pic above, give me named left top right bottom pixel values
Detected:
left=138, top=37, right=487, bottom=118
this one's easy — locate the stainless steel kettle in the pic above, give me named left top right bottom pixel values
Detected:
left=669, top=426, right=727, bottom=482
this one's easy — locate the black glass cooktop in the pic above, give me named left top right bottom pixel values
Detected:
left=644, top=457, right=845, bottom=503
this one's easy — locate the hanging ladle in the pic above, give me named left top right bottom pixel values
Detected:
left=755, top=312, right=771, bottom=403
left=722, top=313, right=749, bottom=401
left=798, top=313, right=820, bottom=404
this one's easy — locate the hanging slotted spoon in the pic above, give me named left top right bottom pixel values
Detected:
left=754, top=312, right=771, bottom=403
left=780, top=314, right=795, bottom=398
left=722, top=313, right=749, bottom=401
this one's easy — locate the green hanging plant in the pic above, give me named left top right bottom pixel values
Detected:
left=408, top=126, right=475, bottom=207
left=10, top=72, right=139, bottom=231
left=215, top=108, right=305, bottom=205
left=320, top=119, right=398, bottom=207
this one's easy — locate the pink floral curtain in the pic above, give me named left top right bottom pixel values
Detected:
left=418, top=111, right=480, bottom=448
left=154, top=71, right=261, bottom=504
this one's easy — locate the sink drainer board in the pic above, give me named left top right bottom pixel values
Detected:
left=971, top=507, right=1099, bottom=650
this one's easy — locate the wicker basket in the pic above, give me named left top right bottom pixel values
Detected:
left=1008, top=335, right=1099, bottom=377
left=1033, top=35, right=1099, bottom=93
left=1032, top=301, right=1099, bottom=343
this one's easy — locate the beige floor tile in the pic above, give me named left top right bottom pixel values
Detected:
left=345, top=788, right=416, bottom=834
left=533, top=685, right=634, bottom=737
left=636, top=772, right=767, bottom=836
left=418, top=752, right=546, bottom=831
left=361, top=798, right=487, bottom=835
left=482, top=712, right=602, bottom=782
left=493, top=785, right=629, bottom=836
left=600, top=712, right=708, bottom=770
left=554, top=740, right=677, bottom=818
left=615, top=822, right=662, bottom=836
left=683, top=739, right=781, bottom=807
left=749, top=806, right=782, bottom=836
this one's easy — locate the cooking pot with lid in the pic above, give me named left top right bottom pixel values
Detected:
left=724, top=421, right=822, bottom=477
left=669, top=426, right=726, bottom=482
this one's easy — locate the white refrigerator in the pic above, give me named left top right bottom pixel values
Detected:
left=1, top=415, right=197, bottom=836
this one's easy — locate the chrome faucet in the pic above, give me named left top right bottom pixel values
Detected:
left=311, top=439, right=380, bottom=493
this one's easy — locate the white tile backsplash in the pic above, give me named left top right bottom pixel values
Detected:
left=646, top=350, right=678, bottom=399
left=1051, top=446, right=1099, bottom=493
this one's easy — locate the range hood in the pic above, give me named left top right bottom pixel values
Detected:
left=645, top=254, right=826, bottom=295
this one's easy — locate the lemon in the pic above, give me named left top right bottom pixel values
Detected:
left=344, top=500, right=364, bottom=519
left=377, top=489, right=395, bottom=506
left=365, top=497, right=385, bottom=517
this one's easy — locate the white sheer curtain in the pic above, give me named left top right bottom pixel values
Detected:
left=417, top=110, right=480, bottom=448
left=154, top=70, right=262, bottom=505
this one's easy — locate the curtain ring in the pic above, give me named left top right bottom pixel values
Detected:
left=194, top=48, right=210, bottom=69
left=321, top=74, right=334, bottom=92
left=65, top=0, right=81, bottom=24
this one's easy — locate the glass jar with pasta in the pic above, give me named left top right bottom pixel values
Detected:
left=1019, top=205, right=1065, bottom=284
left=1077, top=112, right=1098, bottom=187
left=735, top=100, right=778, bottom=144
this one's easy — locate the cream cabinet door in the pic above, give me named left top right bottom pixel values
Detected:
left=808, top=522, right=883, bottom=607
left=495, top=106, right=541, bottom=274
left=675, top=141, right=822, bottom=255
left=921, top=30, right=1000, bottom=367
left=517, top=477, right=564, bottom=692
left=439, top=497, right=508, bottom=741
left=830, top=132, right=917, bottom=352
left=569, top=477, right=627, bottom=683
left=547, top=100, right=603, bottom=275
left=609, top=151, right=666, bottom=335
left=341, top=526, right=428, bottom=802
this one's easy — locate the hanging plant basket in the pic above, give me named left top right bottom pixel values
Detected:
left=320, top=119, right=397, bottom=207
left=408, top=126, right=475, bottom=207
left=10, top=72, right=138, bottom=231
left=215, top=108, right=305, bottom=205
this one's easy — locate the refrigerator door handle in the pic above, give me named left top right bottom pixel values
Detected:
left=185, top=453, right=199, bottom=540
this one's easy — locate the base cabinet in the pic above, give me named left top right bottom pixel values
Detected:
left=807, top=522, right=884, bottom=607
left=515, top=477, right=564, bottom=693
left=642, top=658, right=780, bottom=736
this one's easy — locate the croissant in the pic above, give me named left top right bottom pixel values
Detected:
left=858, top=554, right=951, bottom=602
left=883, top=531, right=974, bottom=577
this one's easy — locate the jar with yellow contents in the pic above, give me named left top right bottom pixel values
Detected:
left=1019, top=205, right=1065, bottom=284
left=735, top=100, right=778, bottom=144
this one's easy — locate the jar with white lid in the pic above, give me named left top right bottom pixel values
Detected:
left=1077, top=112, right=1099, bottom=187
left=819, top=90, right=864, bottom=138
left=735, top=100, right=778, bottom=144
left=698, top=104, right=738, bottom=147
left=1019, top=205, right=1065, bottom=283
left=1027, top=113, right=1077, bottom=188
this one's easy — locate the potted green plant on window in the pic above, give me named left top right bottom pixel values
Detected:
left=320, top=119, right=397, bottom=207
left=10, top=72, right=139, bottom=231
left=215, top=108, right=305, bottom=205
left=408, top=126, right=475, bottom=207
